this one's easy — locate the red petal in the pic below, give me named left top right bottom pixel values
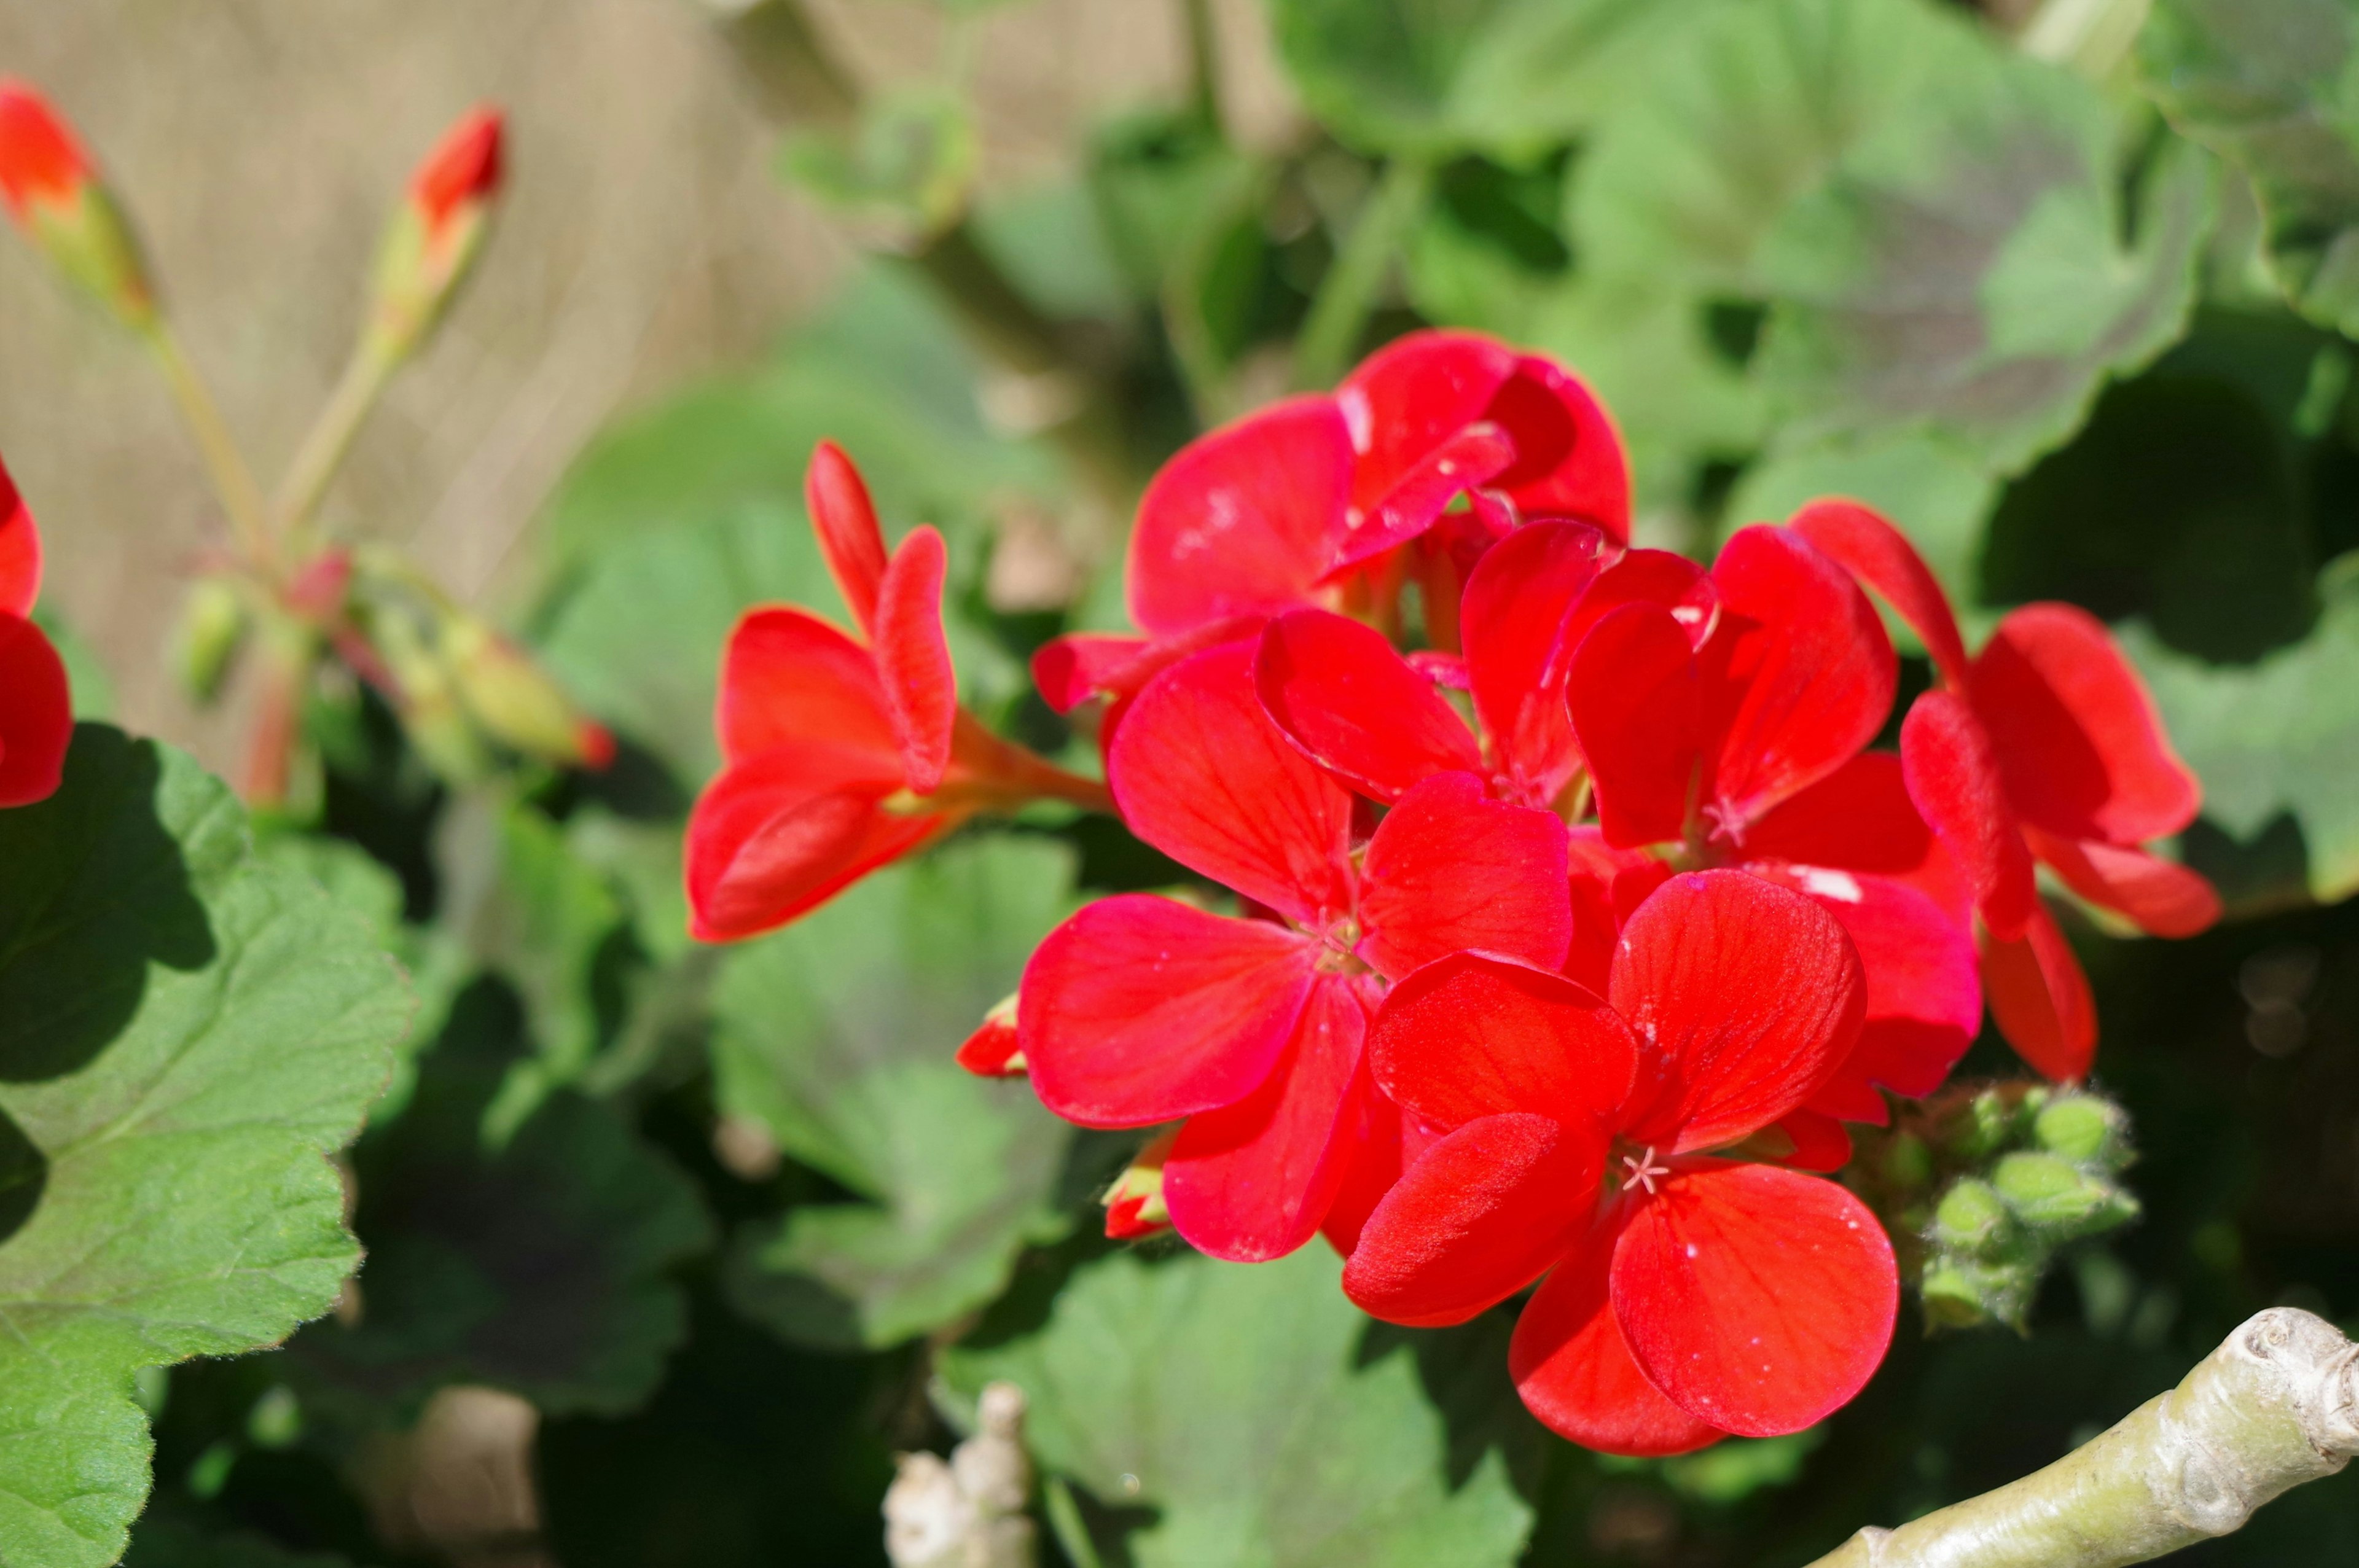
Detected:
left=1356, top=772, right=1572, bottom=980
left=1565, top=828, right=1670, bottom=993
left=1165, top=978, right=1367, bottom=1262
left=1759, top=868, right=1981, bottom=1106
left=1745, top=752, right=1971, bottom=923
left=1773, top=1109, right=1853, bottom=1172
left=716, top=607, right=901, bottom=769
left=0, top=611, right=69, bottom=807
left=1702, top=526, right=1895, bottom=838
left=2024, top=829, right=2221, bottom=938
left=1788, top=500, right=1970, bottom=689
left=410, top=107, right=503, bottom=235
left=1487, top=355, right=1632, bottom=539
left=1565, top=548, right=1718, bottom=655
left=1612, top=1163, right=1896, bottom=1438
left=1970, top=603, right=2202, bottom=845
left=1127, top=396, right=1351, bottom=637
left=1343, top=1112, right=1603, bottom=1327
left=1369, top=951, right=1637, bottom=1133
left=1031, top=633, right=1148, bottom=714
left=873, top=526, right=956, bottom=794
left=1326, top=423, right=1517, bottom=576
left=1567, top=603, right=1701, bottom=849
left=1509, top=1235, right=1724, bottom=1457
left=955, top=1009, right=1023, bottom=1077
left=806, top=440, right=890, bottom=638
left=1020, top=894, right=1319, bottom=1126
left=0, top=456, right=39, bottom=616
left=1611, top=871, right=1864, bottom=1155
left=1319, top=1080, right=1444, bottom=1257
left=1901, top=691, right=2038, bottom=941
left=0, top=85, right=92, bottom=214
left=1340, top=334, right=1632, bottom=542
left=1338, top=330, right=1517, bottom=513
left=684, top=744, right=944, bottom=941
left=1109, top=643, right=1355, bottom=924
left=1255, top=609, right=1481, bottom=801
left=1461, top=520, right=1613, bottom=803
left=1982, top=904, right=2097, bottom=1082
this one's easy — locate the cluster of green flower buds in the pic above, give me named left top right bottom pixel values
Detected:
left=1910, top=1087, right=2138, bottom=1331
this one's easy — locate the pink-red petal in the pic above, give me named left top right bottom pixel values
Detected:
left=1610, top=871, right=1864, bottom=1155
left=0, top=456, right=37, bottom=617
left=806, top=440, right=890, bottom=638
left=1509, top=1233, right=1725, bottom=1457
left=1127, top=396, right=1351, bottom=637
left=1254, top=609, right=1481, bottom=801
left=1611, top=1162, right=1896, bottom=1438
left=2024, top=829, right=2221, bottom=938
left=1110, top=642, right=1356, bottom=924
left=1020, top=894, right=1319, bottom=1126
left=1343, top=1112, right=1604, bottom=1328
left=1970, top=603, right=2203, bottom=846
left=1982, top=903, right=2097, bottom=1082
left=1356, top=771, right=1573, bottom=980
left=1326, top=423, right=1517, bottom=575
left=0, top=610, right=69, bottom=808
left=1901, top=690, right=2038, bottom=941
left=1164, top=977, right=1367, bottom=1262
left=1369, top=951, right=1637, bottom=1134
left=1568, top=603, right=1702, bottom=849
left=684, top=743, right=945, bottom=941
left=1745, top=752, right=1971, bottom=923
left=872, top=525, right=956, bottom=794
left=1461, top=520, right=1614, bottom=804
left=1702, top=526, right=1896, bottom=838
left=1787, top=499, right=1970, bottom=689
left=716, top=607, right=902, bottom=770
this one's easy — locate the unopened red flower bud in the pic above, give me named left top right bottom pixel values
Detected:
left=0, top=82, right=155, bottom=328
left=362, top=107, right=504, bottom=366
left=955, top=993, right=1023, bottom=1077
left=1102, top=1130, right=1176, bottom=1242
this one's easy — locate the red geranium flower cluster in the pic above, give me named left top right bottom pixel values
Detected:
left=686, top=329, right=2215, bottom=1452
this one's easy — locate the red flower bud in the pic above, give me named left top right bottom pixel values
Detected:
left=0, top=81, right=153, bottom=328
left=955, top=993, right=1024, bottom=1077
left=364, top=106, right=504, bottom=365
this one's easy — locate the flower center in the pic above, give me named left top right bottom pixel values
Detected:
left=1618, top=1145, right=1670, bottom=1195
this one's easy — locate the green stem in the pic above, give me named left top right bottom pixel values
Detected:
left=147, top=324, right=276, bottom=571
left=1293, top=157, right=1434, bottom=392
left=1042, top=1475, right=1105, bottom=1568
left=1180, top=0, right=1224, bottom=134
left=1807, top=1308, right=2359, bottom=1567
left=275, top=343, right=397, bottom=546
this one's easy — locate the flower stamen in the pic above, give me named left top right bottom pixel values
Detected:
left=1619, top=1145, right=1670, bottom=1195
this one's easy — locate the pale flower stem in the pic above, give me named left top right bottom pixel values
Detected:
left=276, top=342, right=396, bottom=548
left=146, top=323, right=276, bottom=572
left=1807, top=1308, right=2359, bottom=1568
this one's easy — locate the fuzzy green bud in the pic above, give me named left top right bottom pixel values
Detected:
left=1991, top=1150, right=2140, bottom=1240
left=2033, top=1093, right=2130, bottom=1169
left=1931, top=1178, right=2017, bottom=1260
left=1922, top=1257, right=2041, bottom=1331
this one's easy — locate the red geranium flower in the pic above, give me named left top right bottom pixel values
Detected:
left=1790, top=501, right=2219, bottom=1080
left=685, top=442, right=1108, bottom=941
left=1344, top=871, right=1897, bottom=1456
left=1032, top=330, right=1629, bottom=726
left=0, top=453, right=72, bottom=808
left=1565, top=521, right=1982, bottom=1126
left=1017, top=641, right=1574, bottom=1262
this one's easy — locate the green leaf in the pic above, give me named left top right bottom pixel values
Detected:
left=1726, top=430, right=1998, bottom=603
left=1578, top=0, right=2213, bottom=476
left=2138, top=0, right=2359, bottom=337
left=0, top=727, right=410, bottom=1568
left=712, top=836, right=1079, bottom=1351
left=433, top=794, right=630, bottom=1134
left=938, top=1247, right=1535, bottom=1567
left=288, top=988, right=713, bottom=1422
left=1270, top=0, right=1729, bottom=161
left=2126, top=553, right=2359, bottom=904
